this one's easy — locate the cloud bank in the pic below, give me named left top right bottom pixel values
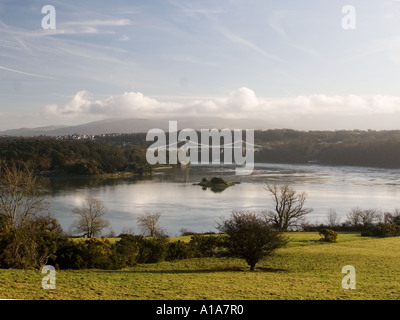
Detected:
left=39, top=87, right=400, bottom=130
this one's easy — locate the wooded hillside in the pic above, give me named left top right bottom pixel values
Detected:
left=1, top=129, right=400, bottom=173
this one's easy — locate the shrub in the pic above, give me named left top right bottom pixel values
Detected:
left=82, top=238, right=114, bottom=269
left=189, top=234, right=224, bottom=258
left=165, top=240, right=191, bottom=261
left=319, top=228, right=338, bottom=242
left=112, top=234, right=142, bottom=268
left=52, top=238, right=87, bottom=269
left=217, top=211, right=287, bottom=270
left=55, top=237, right=114, bottom=269
left=55, top=235, right=171, bottom=269
left=362, top=223, right=400, bottom=238
left=0, top=215, right=66, bottom=269
left=136, top=236, right=168, bottom=263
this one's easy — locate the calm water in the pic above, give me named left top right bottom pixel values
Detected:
left=47, top=163, right=400, bottom=236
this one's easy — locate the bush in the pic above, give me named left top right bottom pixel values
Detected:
left=82, top=238, right=114, bottom=269
left=0, top=215, right=66, bottom=269
left=362, top=223, right=400, bottom=238
left=54, top=237, right=115, bottom=269
left=319, top=228, right=338, bottom=242
left=52, top=238, right=87, bottom=269
left=217, top=211, right=287, bottom=270
left=55, top=235, right=172, bottom=269
left=136, top=236, right=168, bottom=263
left=112, top=234, right=142, bottom=268
left=165, top=240, right=191, bottom=261
left=189, top=234, right=224, bottom=258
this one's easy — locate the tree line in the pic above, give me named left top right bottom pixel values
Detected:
left=3, top=128, right=400, bottom=176
left=302, top=207, right=400, bottom=237
left=254, top=129, right=400, bottom=168
left=0, top=137, right=151, bottom=175
left=103, top=128, right=400, bottom=169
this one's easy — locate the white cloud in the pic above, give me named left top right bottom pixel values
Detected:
left=42, top=87, right=400, bottom=127
left=43, top=90, right=181, bottom=119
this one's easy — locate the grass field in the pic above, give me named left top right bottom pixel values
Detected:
left=0, top=232, right=399, bottom=300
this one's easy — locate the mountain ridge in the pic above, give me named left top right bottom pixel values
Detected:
left=0, top=117, right=275, bottom=137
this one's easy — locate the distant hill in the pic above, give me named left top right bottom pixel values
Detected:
left=0, top=117, right=276, bottom=137
left=0, top=125, right=69, bottom=137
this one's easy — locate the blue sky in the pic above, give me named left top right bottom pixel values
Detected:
left=2, top=0, right=400, bottom=130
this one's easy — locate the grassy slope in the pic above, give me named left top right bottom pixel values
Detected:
left=1, top=232, right=399, bottom=300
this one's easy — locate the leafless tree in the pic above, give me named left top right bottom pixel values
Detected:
left=325, top=209, right=341, bottom=228
left=71, top=197, right=110, bottom=237
left=0, top=161, right=50, bottom=229
left=345, top=207, right=362, bottom=228
left=265, top=183, right=313, bottom=231
left=384, top=209, right=400, bottom=224
left=137, top=212, right=165, bottom=237
left=360, top=209, right=380, bottom=227
left=345, top=207, right=380, bottom=229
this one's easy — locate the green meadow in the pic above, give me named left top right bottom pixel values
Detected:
left=0, top=232, right=399, bottom=300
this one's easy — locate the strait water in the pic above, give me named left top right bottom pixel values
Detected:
left=47, top=163, right=400, bottom=236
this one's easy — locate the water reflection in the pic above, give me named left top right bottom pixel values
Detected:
left=47, top=163, right=400, bottom=236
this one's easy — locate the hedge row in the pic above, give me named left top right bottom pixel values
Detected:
left=49, top=234, right=225, bottom=270
left=361, top=223, right=400, bottom=238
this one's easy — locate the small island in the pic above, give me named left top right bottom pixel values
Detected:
left=194, top=177, right=238, bottom=192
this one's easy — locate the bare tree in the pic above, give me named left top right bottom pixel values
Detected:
left=137, top=212, right=165, bottom=237
left=359, top=209, right=380, bottom=228
left=345, top=207, right=362, bottom=228
left=0, top=161, right=49, bottom=229
left=265, top=183, right=313, bottom=231
left=384, top=209, right=400, bottom=225
left=71, top=197, right=110, bottom=237
left=325, top=209, right=341, bottom=228
left=345, top=207, right=380, bottom=229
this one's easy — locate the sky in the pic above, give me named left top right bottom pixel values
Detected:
left=2, top=0, right=400, bottom=131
